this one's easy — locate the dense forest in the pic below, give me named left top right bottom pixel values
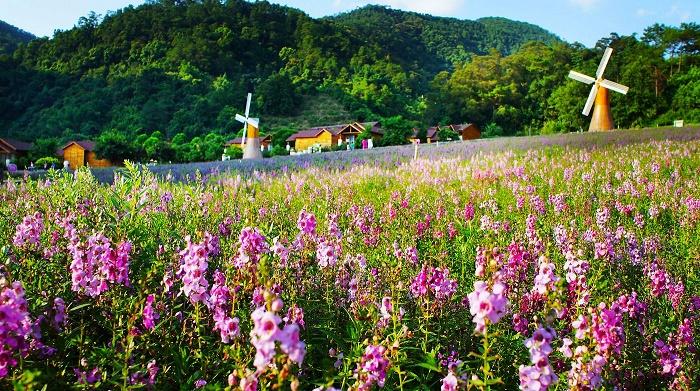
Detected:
left=0, top=0, right=698, bottom=164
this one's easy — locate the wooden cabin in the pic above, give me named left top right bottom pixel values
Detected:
left=0, top=138, right=33, bottom=164
left=225, top=135, right=272, bottom=151
left=448, top=123, right=481, bottom=140
left=286, top=122, right=383, bottom=151
left=58, top=141, right=111, bottom=169
left=409, top=123, right=480, bottom=143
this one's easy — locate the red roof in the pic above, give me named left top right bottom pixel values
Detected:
left=0, top=138, right=33, bottom=152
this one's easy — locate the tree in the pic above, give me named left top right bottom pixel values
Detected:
left=378, top=115, right=416, bottom=146
left=256, top=72, right=299, bottom=116
left=95, top=130, right=137, bottom=163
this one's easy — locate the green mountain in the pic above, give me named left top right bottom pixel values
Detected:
left=0, top=20, right=35, bottom=54
left=0, top=0, right=698, bottom=165
left=0, top=1, right=557, bottom=142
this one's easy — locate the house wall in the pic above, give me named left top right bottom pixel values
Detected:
left=461, top=125, right=481, bottom=140
left=295, top=131, right=333, bottom=151
left=63, top=144, right=86, bottom=169
left=87, top=152, right=112, bottom=168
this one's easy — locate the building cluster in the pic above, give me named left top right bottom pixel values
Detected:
left=1, top=121, right=480, bottom=170
left=1, top=138, right=111, bottom=170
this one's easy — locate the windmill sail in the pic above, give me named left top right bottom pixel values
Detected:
left=599, top=79, right=629, bottom=95
left=568, top=71, right=596, bottom=84
left=583, top=84, right=598, bottom=116
left=596, top=47, right=613, bottom=79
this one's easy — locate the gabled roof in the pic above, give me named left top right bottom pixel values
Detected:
left=450, top=123, right=479, bottom=132
left=286, top=129, right=329, bottom=142
left=0, top=138, right=33, bottom=152
left=426, top=127, right=439, bottom=140
left=62, top=140, right=97, bottom=151
left=226, top=135, right=271, bottom=146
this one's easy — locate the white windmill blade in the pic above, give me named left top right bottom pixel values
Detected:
left=583, top=84, right=598, bottom=116
left=596, top=47, right=613, bottom=79
left=242, top=126, right=247, bottom=146
left=568, top=70, right=596, bottom=84
left=235, top=114, right=247, bottom=123
left=600, top=79, right=629, bottom=95
left=245, top=93, right=252, bottom=117
left=248, top=118, right=259, bottom=128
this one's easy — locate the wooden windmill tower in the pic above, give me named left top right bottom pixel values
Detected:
left=235, top=93, right=263, bottom=159
left=568, top=47, right=629, bottom=131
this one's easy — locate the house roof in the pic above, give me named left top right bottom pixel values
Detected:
left=226, top=135, right=271, bottom=146
left=287, top=121, right=383, bottom=142
left=450, top=123, right=479, bottom=132
left=361, top=122, right=383, bottom=135
left=0, top=138, right=33, bottom=152
left=61, top=140, right=96, bottom=151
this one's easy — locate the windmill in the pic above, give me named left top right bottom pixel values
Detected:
left=235, top=93, right=263, bottom=159
left=568, top=47, right=629, bottom=132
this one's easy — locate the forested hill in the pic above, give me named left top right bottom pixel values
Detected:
left=0, top=20, right=35, bottom=54
left=0, top=0, right=558, bottom=142
left=0, top=0, right=698, bottom=166
left=329, top=7, right=559, bottom=72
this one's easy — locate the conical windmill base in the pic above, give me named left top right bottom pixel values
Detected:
left=588, top=87, right=615, bottom=132
left=243, top=138, right=263, bottom=159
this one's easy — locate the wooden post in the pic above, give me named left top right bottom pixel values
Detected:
left=414, top=141, right=418, bottom=160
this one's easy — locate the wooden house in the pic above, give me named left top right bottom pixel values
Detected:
left=409, top=123, right=480, bottom=143
left=0, top=138, right=33, bottom=164
left=447, top=123, right=481, bottom=140
left=226, top=135, right=272, bottom=151
left=58, top=141, right=111, bottom=169
left=286, top=122, right=383, bottom=151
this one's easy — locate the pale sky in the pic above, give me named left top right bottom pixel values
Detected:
left=0, top=0, right=697, bottom=47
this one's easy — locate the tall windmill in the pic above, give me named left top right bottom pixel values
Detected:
left=235, top=93, right=263, bottom=159
left=568, top=47, right=629, bottom=132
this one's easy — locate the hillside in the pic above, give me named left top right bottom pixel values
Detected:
left=0, top=0, right=698, bottom=166
left=0, top=20, right=35, bottom=54
left=0, top=1, right=558, bottom=142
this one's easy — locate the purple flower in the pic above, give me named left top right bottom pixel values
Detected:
left=354, top=344, right=390, bottom=389
left=441, top=372, right=458, bottom=391
left=236, top=227, right=269, bottom=267
left=410, top=265, right=458, bottom=304
left=297, top=210, right=317, bottom=235
left=13, top=212, right=43, bottom=249
left=142, top=294, right=158, bottom=330
left=52, top=297, right=67, bottom=331
left=209, top=270, right=240, bottom=343
left=0, top=282, right=34, bottom=378
left=194, top=379, right=207, bottom=388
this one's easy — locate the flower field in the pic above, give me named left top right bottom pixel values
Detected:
left=1, top=136, right=700, bottom=390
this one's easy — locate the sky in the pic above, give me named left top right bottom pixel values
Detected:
left=0, top=0, right=697, bottom=47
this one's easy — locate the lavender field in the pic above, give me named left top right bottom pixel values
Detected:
left=1, top=129, right=700, bottom=390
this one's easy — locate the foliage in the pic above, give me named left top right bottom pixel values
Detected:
left=34, top=156, right=60, bottom=167
left=1, top=136, right=700, bottom=389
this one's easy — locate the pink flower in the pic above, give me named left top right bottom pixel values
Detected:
left=354, top=344, right=390, bottom=390
left=297, top=210, right=317, bottom=235
left=177, top=236, right=210, bottom=304
left=13, top=212, right=43, bottom=249
left=441, top=372, right=458, bottom=391
left=467, top=281, right=508, bottom=334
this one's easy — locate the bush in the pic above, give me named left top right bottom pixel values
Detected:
left=35, top=157, right=60, bottom=168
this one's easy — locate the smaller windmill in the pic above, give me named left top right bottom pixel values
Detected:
left=235, top=93, right=263, bottom=159
left=568, top=47, right=629, bottom=132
